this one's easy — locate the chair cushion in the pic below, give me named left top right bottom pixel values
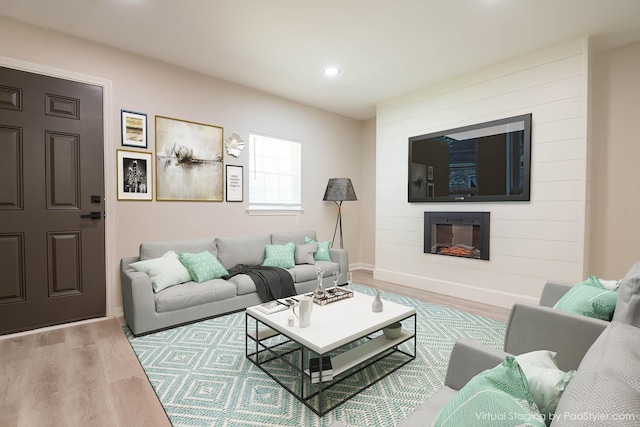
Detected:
left=551, top=321, right=640, bottom=426
left=611, top=261, right=640, bottom=327
left=515, top=350, right=575, bottom=425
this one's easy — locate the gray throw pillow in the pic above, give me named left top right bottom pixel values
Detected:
left=611, top=261, right=640, bottom=327
left=295, top=243, right=318, bottom=265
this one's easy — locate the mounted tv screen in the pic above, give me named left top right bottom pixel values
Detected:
left=408, top=113, right=532, bottom=203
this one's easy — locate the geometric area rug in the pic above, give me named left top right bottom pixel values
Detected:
left=124, top=284, right=506, bottom=427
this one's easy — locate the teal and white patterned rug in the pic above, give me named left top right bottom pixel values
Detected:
left=124, top=284, right=506, bottom=427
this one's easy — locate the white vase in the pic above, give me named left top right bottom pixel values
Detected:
left=372, top=289, right=383, bottom=312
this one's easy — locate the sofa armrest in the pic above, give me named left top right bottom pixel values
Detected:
left=504, top=303, right=607, bottom=371
left=329, top=248, right=349, bottom=284
left=120, top=256, right=157, bottom=335
left=444, top=338, right=508, bottom=391
left=539, top=280, right=573, bottom=307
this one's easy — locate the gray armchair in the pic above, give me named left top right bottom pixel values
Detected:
left=504, top=280, right=608, bottom=371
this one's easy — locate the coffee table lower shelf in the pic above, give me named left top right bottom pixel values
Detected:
left=245, top=313, right=417, bottom=416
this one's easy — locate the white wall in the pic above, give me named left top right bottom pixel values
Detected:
left=0, top=17, right=365, bottom=317
left=375, top=39, right=590, bottom=309
left=357, top=118, right=377, bottom=269
left=591, top=40, right=640, bottom=278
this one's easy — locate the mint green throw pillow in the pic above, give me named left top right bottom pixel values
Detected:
left=304, top=236, right=331, bottom=261
left=433, top=357, right=545, bottom=427
left=129, top=250, right=192, bottom=292
left=262, top=242, right=295, bottom=269
left=179, top=251, right=229, bottom=283
left=553, top=275, right=618, bottom=321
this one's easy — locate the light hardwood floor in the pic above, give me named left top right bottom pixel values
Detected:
left=0, top=270, right=509, bottom=426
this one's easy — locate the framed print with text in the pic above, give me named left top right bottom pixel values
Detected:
left=226, top=165, right=243, bottom=202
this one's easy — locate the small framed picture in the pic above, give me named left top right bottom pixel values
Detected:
left=427, top=183, right=435, bottom=198
left=226, top=165, right=243, bottom=202
left=117, top=149, right=153, bottom=201
left=121, top=110, right=147, bottom=148
left=427, top=165, right=434, bottom=181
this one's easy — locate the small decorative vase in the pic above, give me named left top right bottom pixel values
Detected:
left=372, top=289, right=383, bottom=312
left=314, top=269, right=325, bottom=299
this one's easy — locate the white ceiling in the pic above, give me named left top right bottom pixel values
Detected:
left=2, top=0, right=640, bottom=120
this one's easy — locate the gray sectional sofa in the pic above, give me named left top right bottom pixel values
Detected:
left=121, top=230, right=348, bottom=335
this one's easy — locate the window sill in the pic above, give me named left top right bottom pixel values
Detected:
left=246, top=206, right=304, bottom=216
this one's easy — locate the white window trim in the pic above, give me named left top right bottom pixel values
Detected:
left=246, top=205, right=304, bottom=216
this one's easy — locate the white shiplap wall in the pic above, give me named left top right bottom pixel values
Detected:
left=375, top=38, right=590, bottom=309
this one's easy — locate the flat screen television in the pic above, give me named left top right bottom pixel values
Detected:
left=408, top=113, right=532, bottom=202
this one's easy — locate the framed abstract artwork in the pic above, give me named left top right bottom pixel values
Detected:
left=117, top=149, right=153, bottom=201
left=155, top=116, right=224, bottom=201
left=121, top=110, right=147, bottom=148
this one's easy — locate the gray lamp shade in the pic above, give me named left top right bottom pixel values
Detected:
left=323, top=178, right=357, bottom=202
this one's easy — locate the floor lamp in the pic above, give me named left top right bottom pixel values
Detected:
left=323, top=178, right=357, bottom=249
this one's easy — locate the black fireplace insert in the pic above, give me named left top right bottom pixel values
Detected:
left=424, top=211, right=490, bottom=260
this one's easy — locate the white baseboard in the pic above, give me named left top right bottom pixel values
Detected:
left=374, top=268, right=539, bottom=309
left=349, top=263, right=375, bottom=272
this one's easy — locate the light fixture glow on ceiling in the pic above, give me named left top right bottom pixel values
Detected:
left=323, top=66, right=340, bottom=77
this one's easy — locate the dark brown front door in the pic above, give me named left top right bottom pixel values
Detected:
left=0, top=66, right=105, bottom=335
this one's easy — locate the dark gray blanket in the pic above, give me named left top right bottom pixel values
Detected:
left=223, top=264, right=296, bottom=302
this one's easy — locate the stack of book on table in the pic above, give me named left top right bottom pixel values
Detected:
left=309, top=356, right=333, bottom=383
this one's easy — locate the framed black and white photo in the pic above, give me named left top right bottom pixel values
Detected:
left=121, top=110, right=148, bottom=148
left=226, top=165, right=243, bottom=202
left=427, top=165, right=434, bottom=181
left=117, top=149, right=153, bottom=201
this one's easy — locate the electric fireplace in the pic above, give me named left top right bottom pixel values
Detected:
left=424, top=212, right=490, bottom=260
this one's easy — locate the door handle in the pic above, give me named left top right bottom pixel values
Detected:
left=81, top=211, right=102, bottom=220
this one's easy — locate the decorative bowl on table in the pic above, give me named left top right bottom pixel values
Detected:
left=383, top=322, right=402, bottom=339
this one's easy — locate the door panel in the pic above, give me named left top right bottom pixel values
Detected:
left=0, top=66, right=105, bottom=335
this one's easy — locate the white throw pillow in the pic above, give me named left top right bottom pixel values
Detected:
left=129, top=250, right=192, bottom=292
left=515, top=350, right=576, bottom=424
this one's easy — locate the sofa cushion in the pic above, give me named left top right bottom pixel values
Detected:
left=179, top=251, right=229, bottom=283
left=611, top=261, right=640, bottom=327
left=289, top=261, right=339, bottom=283
left=551, top=321, right=640, bottom=426
left=433, top=356, right=545, bottom=427
left=140, top=238, right=216, bottom=261
left=226, top=274, right=256, bottom=295
left=129, top=250, right=192, bottom=293
left=154, top=279, right=237, bottom=313
left=295, top=243, right=318, bottom=265
left=553, top=276, right=618, bottom=321
left=215, top=234, right=271, bottom=270
left=262, top=242, right=295, bottom=268
left=271, top=230, right=316, bottom=245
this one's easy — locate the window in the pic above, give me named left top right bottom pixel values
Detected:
left=248, top=133, right=301, bottom=214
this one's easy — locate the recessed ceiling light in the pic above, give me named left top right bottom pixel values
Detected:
left=323, top=67, right=340, bottom=77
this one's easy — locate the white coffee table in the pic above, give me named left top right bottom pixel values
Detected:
left=245, top=290, right=417, bottom=416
